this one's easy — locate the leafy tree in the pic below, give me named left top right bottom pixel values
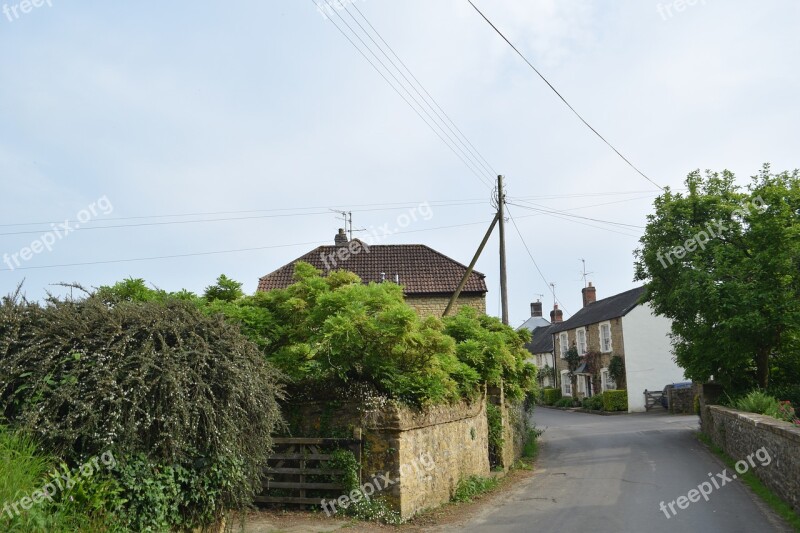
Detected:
left=634, top=165, right=800, bottom=389
left=203, top=274, right=244, bottom=302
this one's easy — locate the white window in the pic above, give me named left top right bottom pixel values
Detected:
left=561, top=370, right=572, bottom=396
left=577, top=375, right=587, bottom=395
left=599, top=322, right=612, bottom=353
left=601, top=368, right=617, bottom=391
left=559, top=332, right=569, bottom=358
left=576, top=328, right=587, bottom=355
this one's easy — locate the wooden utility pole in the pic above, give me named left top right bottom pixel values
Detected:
left=442, top=213, right=500, bottom=317
left=498, top=175, right=509, bottom=325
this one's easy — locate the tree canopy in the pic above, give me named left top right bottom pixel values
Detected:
left=634, top=165, right=800, bottom=390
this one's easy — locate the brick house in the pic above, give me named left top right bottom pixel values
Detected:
left=257, top=229, right=487, bottom=317
left=550, top=283, right=685, bottom=412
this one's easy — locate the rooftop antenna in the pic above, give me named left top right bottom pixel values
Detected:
left=549, top=282, right=557, bottom=309
left=579, top=259, right=594, bottom=288
left=329, top=210, right=366, bottom=241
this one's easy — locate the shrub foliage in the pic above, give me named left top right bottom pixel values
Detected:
left=0, top=289, right=284, bottom=528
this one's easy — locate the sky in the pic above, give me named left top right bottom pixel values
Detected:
left=1, top=0, right=798, bottom=327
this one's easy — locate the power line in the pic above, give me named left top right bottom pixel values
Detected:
left=507, top=201, right=645, bottom=229
left=466, top=0, right=664, bottom=191
left=507, top=202, right=642, bottom=238
left=312, top=0, right=493, bottom=188
left=0, top=239, right=330, bottom=272
left=0, top=200, right=490, bottom=236
left=504, top=204, right=570, bottom=316
left=349, top=3, right=499, bottom=179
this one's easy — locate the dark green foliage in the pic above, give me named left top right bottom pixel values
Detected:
left=0, top=290, right=284, bottom=529
left=486, top=403, right=504, bottom=468
left=195, top=264, right=535, bottom=407
left=203, top=274, right=244, bottom=303
left=442, top=308, right=538, bottom=403
left=553, top=397, right=574, bottom=408
left=541, top=388, right=561, bottom=406
left=608, top=355, right=625, bottom=388
left=585, top=395, right=604, bottom=411
left=602, top=390, right=628, bottom=412
left=634, top=166, right=800, bottom=389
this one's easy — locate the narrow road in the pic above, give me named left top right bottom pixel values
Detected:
left=458, top=408, right=791, bottom=532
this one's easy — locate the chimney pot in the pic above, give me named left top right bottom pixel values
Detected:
left=550, top=304, right=563, bottom=323
left=531, top=300, right=543, bottom=317
left=334, top=228, right=348, bottom=248
left=582, top=282, right=597, bottom=307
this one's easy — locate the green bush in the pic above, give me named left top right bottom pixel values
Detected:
left=586, top=395, right=604, bottom=411
left=486, top=403, right=504, bottom=468
left=0, top=290, right=285, bottom=530
left=542, top=388, right=561, bottom=406
left=602, top=390, right=628, bottom=412
left=733, top=390, right=780, bottom=416
left=0, top=426, right=124, bottom=532
left=452, top=475, right=500, bottom=503
left=554, top=397, right=574, bottom=408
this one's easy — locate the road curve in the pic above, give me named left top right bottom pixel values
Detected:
left=457, top=408, right=791, bottom=533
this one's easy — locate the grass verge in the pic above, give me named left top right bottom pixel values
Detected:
left=697, top=432, right=800, bottom=532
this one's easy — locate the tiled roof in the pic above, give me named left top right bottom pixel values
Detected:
left=257, top=240, right=487, bottom=295
left=549, top=286, right=646, bottom=333
left=525, top=324, right=556, bottom=355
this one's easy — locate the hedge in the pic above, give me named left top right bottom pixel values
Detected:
left=542, top=388, right=562, bottom=406
left=602, top=390, right=628, bottom=412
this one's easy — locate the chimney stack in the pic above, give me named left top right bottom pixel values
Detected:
left=550, top=304, right=563, bottom=323
left=531, top=300, right=543, bottom=318
left=582, top=282, right=597, bottom=307
left=334, top=228, right=348, bottom=248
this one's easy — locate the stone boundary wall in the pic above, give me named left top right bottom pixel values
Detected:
left=287, top=397, right=490, bottom=519
left=701, top=404, right=800, bottom=513
left=668, top=386, right=695, bottom=414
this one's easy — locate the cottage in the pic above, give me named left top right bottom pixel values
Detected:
left=550, top=283, right=686, bottom=412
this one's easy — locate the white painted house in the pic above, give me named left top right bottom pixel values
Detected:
left=551, top=284, right=686, bottom=413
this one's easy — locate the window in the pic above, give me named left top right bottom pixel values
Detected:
left=600, top=322, right=612, bottom=353
left=559, top=332, right=569, bottom=358
left=576, top=328, right=587, bottom=355
left=561, top=370, right=572, bottom=396
left=601, top=368, right=617, bottom=392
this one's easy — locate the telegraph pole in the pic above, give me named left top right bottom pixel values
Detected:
left=498, top=175, right=509, bottom=325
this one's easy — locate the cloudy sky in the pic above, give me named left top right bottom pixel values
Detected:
left=1, top=0, right=798, bottom=327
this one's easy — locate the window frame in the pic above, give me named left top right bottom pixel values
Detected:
left=559, top=332, right=569, bottom=358
left=599, top=321, right=613, bottom=353
left=576, top=327, right=587, bottom=355
left=561, top=370, right=572, bottom=396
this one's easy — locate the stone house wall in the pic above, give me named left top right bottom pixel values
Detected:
left=405, top=293, right=486, bottom=317
left=552, top=317, right=626, bottom=396
left=701, top=404, right=800, bottom=513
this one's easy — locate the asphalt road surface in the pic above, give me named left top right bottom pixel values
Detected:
left=458, top=408, right=791, bottom=532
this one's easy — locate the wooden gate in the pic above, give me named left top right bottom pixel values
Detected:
left=644, top=389, right=664, bottom=411
left=255, top=437, right=362, bottom=506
